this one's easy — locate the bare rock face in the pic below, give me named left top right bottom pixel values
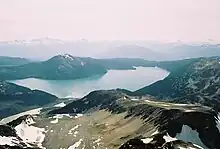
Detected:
left=119, top=138, right=202, bottom=149
left=0, top=125, right=17, bottom=138
left=0, top=145, right=37, bottom=149
left=7, top=115, right=35, bottom=128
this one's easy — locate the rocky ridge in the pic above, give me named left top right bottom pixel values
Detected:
left=50, top=90, right=220, bottom=149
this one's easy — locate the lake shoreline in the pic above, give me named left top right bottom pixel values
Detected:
left=9, top=67, right=169, bottom=98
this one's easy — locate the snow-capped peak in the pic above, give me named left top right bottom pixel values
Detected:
left=6, top=37, right=65, bottom=46
left=59, top=54, right=75, bottom=60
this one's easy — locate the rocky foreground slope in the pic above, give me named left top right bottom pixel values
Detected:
left=0, top=90, right=220, bottom=149
left=50, top=90, right=220, bottom=149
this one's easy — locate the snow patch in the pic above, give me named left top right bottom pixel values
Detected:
left=141, top=138, right=153, bottom=144
left=50, top=118, right=59, bottom=124
left=193, top=144, right=204, bottom=149
left=0, top=116, right=46, bottom=148
left=130, top=98, right=139, bottom=101
left=71, top=125, right=81, bottom=131
left=52, top=114, right=74, bottom=119
left=68, top=125, right=81, bottom=135
left=15, top=121, right=46, bottom=148
left=94, top=138, right=101, bottom=143
left=173, top=103, right=189, bottom=106
left=61, top=114, right=73, bottom=118
left=50, top=114, right=74, bottom=124
left=68, top=139, right=83, bottom=149
left=163, top=133, right=177, bottom=142
left=60, top=54, right=74, bottom=60
left=160, top=104, right=171, bottom=107
left=54, top=102, right=66, bottom=108
left=151, top=130, right=159, bottom=136
left=53, top=114, right=64, bottom=119
left=216, top=113, right=220, bottom=132
left=0, top=136, right=20, bottom=146
left=75, top=114, right=83, bottom=118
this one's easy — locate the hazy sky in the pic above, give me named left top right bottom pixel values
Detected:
left=0, top=0, right=220, bottom=42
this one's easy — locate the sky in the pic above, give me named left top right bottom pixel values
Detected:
left=0, top=0, right=220, bottom=42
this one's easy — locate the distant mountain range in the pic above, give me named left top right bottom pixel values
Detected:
left=101, top=45, right=165, bottom=60
left=0, top=56, right=30, bottom=66
left=166, top=44, right=220, bottom=59
left=0, top=38, right=220, bottom=60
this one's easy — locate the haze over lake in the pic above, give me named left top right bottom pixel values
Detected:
left=10, top=67, right=169, bottom=98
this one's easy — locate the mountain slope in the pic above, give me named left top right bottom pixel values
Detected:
left=102, top=45, right=166, bottom=60
left=49, top=90, right=220, bottom=149
left=0, top=81, right=58, bottom=118
left=1, top=38, right=220, bottom=60
left=0, top=54, right=107, bottom=80
left=134, top=57, right=220, bottom=111
left=0, top=56, right=30, bottom=66
left=166, top=44, right=220, bottom=59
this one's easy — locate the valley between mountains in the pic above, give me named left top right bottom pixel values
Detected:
left=0, top=56, right=220, bottom=149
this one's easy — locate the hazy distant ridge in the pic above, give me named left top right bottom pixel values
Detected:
left=0, top=38, right=220, bottom=60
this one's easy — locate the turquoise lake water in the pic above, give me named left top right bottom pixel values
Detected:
left=10, top=67, right=169, bottom=98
